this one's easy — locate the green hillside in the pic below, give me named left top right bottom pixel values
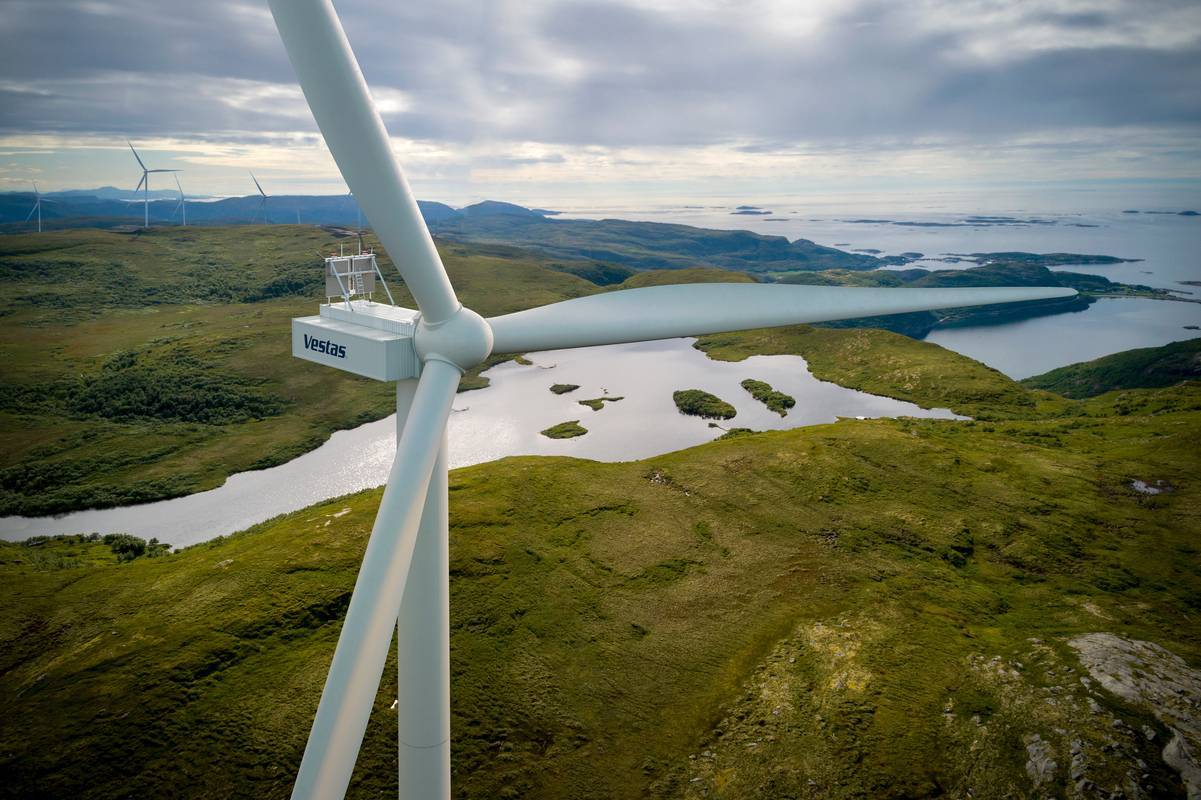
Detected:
left=2, top=354, right=1198, bottom=798
left=0, top=226, right=604, bottom=515
left=432, top=212, right=881, bottom=273
left=1021, top=338, right=1201, bottom=398
left=0, top=225, right=1186, bottom=517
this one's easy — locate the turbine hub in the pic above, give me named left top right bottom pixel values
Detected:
left=413, top=306, right=493, bottom=372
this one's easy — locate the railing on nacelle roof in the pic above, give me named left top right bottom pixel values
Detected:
left=325, top=249, right=396, bottom=308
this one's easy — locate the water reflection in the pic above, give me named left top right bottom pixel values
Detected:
left=926, top=297, right=1201, bottom=379
left=0, top=338, right=962, bottom=548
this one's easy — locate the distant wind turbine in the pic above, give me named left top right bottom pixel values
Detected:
left=173, top=174, right=187, bottom=227
left=268, top=1, right=1079, bottom=798
left=24, top=182, right=51, bottom=233
left=128, top=141, right=180, bottom=228
left=251, top=172, right=270, bottom=223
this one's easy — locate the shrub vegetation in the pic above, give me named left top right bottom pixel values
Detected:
left=673, top=389, right=736, bottom=419
left=739, top=378, right=795, bottom=416
left=540, top=420, right=588, bottom=439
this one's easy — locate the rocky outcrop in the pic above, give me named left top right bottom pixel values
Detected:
left=1070, top=633, right=1201, bottom=799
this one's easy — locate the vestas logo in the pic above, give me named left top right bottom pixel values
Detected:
left=304, top=333, right=347, bottom=359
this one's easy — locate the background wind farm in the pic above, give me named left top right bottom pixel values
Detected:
left=1, top=1, right=1200, bottom=799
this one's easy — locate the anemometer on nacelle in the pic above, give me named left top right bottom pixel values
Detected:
left=292, top=244, right=423, bottom=382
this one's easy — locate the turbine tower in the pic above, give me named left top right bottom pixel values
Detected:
left=127, top=141, right=179, bottom=228
left=268, top=1, right=1077, bottom=797
left=251, top=171, right=270, bottom=223
left=24, top=182, right=49, bottom=233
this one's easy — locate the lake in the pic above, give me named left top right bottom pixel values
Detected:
left=0, top=338, right=963, bottom=548
left=3, top=202, right=1197, bottom=546
left=557, top=205, right=1201, bottom=376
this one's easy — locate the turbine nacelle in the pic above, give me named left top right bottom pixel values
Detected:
left=292, top=302, right=495, bottom=381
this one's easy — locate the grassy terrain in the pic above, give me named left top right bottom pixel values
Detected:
left=695, top=325, right=1054, bottom=420
left=549, top=384, right=580, bottom=395
left=0, top=225, right=1159, bottom=516
left=540, top=420, right=589, bottom=439
left=1, top=333, right=1198, bottom=798
left=619, top=267, right=758, bottom=287
left=673, top=389, right=737, bottom=420
left=1021, top=337, right=1201, bottom=398
left=0, top=226, right=602, bottom=515
left=740, top=378, right=796, bottom=416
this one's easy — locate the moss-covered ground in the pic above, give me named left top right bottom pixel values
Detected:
left=0, top=227, right=602, bottom=515
left=2, top=328, right=1198, bottom=798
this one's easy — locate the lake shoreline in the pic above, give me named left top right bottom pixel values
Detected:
left=0, top=338, right=966, bottom=547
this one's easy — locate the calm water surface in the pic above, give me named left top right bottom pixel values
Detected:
left=0, top=339, right=962, bottom=548
left=926, top=297, right=1201, bottom=379
left=559, top=206, right=1201, bottom=373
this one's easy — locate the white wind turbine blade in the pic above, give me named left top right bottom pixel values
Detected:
left=268, top=0, right=459, bottom=324
left=251, top=173, right=269, bottom=222
left=25, top=183, right=39, bottom=223
left=134, top=173, right=146, bottom=193
left=488, top=283, right=1078, bottom=354
left=127, top=141, right=147, bottom=171
left=291, top=359, right=461, bottom=800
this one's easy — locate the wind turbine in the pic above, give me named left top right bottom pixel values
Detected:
left=24, top=182, right=50, bottom=233
left=251, top=171, right=270, bottom=223
left=173, top=174, right=187, bottom=227
left=268, top=1, right=1077, bottom=798
left=128, top=141, right=179, bottom=228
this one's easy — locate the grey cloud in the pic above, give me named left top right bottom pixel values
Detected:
left=0, top=1, right=291, bottom=83
left=524, top=0, right=1201, bottom=145
left=0, top=0, right=1197, bottom=156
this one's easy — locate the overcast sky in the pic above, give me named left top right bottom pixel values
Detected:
left=0, top=0, right=1198, bottom=208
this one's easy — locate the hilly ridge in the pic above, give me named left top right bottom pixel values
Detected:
left=0, top=224, right=1180, bottom=516
left=0, top=226, right=600, bottom=516
left=2, top=219, right=1199, bottom=796
left=1022, top=337, right=1201, bottom=398
left=1, top=193, right=883, bottom=275
left=1, top=338, right=1198, bottom=798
